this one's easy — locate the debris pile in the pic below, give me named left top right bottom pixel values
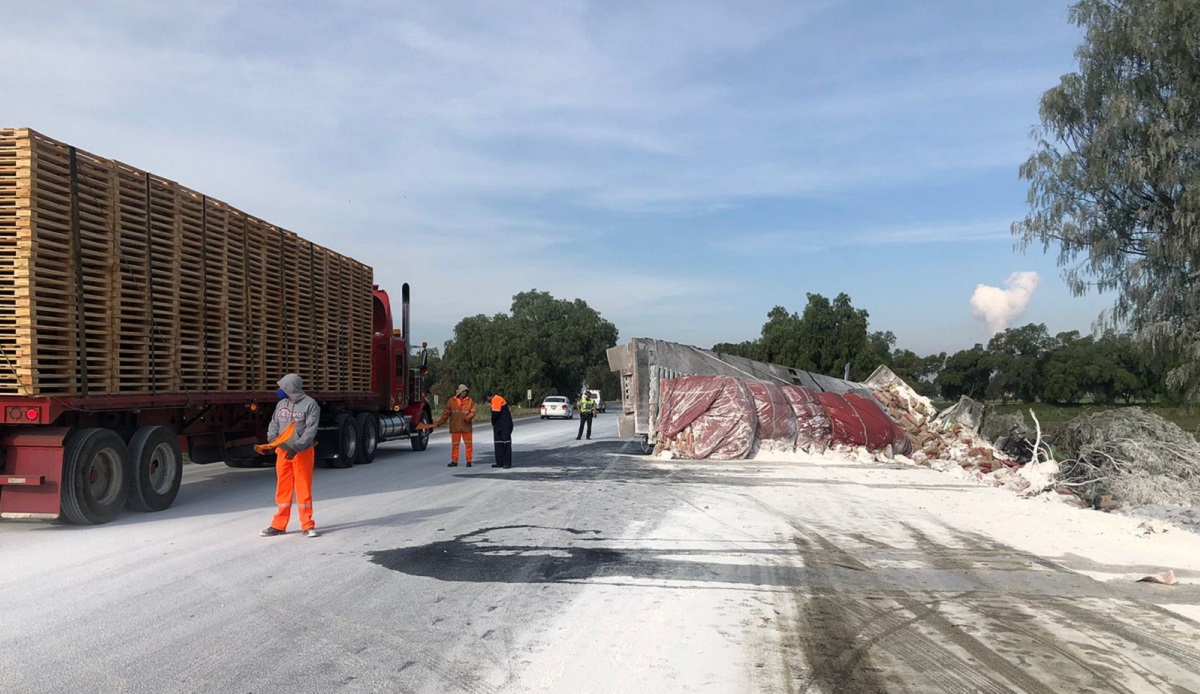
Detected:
left=1054, top=407, right=1200, bottom=508
left=981, top=411, right=1042, bottom=463
left=864, top=367, right=1021, bottom=477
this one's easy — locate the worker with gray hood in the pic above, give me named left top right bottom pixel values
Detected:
left=259, top=373, right=322, bottom=538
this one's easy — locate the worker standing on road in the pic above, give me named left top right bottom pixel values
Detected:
left=259, top=373, right=321, bottom=538
left=483, top=390, right=513, bottom=468
left=576, top=390, right=597, bottom=440
left=429, top=384, right=475, bottom=467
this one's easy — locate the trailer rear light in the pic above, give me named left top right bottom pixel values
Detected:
left=7, top=406, right=22, bottom=420
left=25, top=408, right=39, bottom=422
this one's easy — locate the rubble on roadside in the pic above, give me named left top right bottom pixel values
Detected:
left=864, top=366, right=1067, bottom=500
left=1056, top=407, right=1200, bottom=508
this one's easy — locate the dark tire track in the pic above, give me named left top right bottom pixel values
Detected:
left=747, top=496, right=1200, bottom=693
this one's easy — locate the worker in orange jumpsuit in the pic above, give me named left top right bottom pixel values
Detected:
left=430, top=383, right=476, bottom=467
left=258, top=373, right=321, bottom=538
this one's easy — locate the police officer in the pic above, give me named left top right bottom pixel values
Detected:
left=576, top=390, right=597, bottom=440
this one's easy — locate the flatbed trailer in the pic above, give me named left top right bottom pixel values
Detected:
left=0, top=129, right=432, bottom=524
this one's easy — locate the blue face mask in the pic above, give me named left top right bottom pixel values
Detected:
left=276, top=388, right=288, bottom=400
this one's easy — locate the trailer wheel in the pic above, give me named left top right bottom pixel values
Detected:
left=411, top=408, right=432, bottom=451
left=61, top=428, right=131, bottom=525
left=356, top=412, right=379, bottom=464
left=332, top=414, right=359, bottom=468
left=126, top=426, right=183, bottom=513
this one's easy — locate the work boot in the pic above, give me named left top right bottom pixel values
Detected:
left=303, top=528, right=319, bottom=538
left=447, top=461, right=458, bottom=467
left=491, top=462, right=503, bottom=468
left=466, top=461, right=472, bottom=467
left=259, top=527, right=284, bottom=537
left=501, top=465, right=512, bottom=469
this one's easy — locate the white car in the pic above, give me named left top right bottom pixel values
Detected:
left=540, top=396, right=574, bottom=419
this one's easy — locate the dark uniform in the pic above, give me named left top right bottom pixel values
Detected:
left=576, top=392, right=597, bottom=440
left=485, top=391, right=513, bottom=468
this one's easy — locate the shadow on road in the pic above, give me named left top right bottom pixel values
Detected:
left=454, top=440, right=977, bottom=492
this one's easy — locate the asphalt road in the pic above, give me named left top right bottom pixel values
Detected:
left=2, top=413, right=1200, bottom=693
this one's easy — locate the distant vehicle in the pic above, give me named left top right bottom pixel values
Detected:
left=540, top=396, right=574, bottom=420
left=587, top=389, right=606, bottom=413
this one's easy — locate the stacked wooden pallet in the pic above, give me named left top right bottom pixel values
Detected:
left=0, top=128, right=374, bottom=397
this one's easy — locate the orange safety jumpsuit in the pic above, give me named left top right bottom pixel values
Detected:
left=433, top=394, right=475, bottom=463
left=262, top=374, right=321, bottom=532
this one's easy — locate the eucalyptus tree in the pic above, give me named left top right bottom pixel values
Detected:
left=1015, top=0, right=1200, bottom=399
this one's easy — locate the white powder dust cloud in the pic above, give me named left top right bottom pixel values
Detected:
left=970, top=271, right=1040, bottom=334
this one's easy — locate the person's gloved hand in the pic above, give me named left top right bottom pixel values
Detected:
left=285, top=450, right=297, bottom=460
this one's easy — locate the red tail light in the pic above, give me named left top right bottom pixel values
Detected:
left=25, top=408, right=39, bottom=422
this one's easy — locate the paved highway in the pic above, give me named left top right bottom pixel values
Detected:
left=3, top=413, right=1200, bottom=693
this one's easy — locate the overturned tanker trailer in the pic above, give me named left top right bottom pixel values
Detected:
left=606, top=338, right=911, bottom=459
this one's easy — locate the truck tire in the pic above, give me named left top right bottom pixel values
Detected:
left=126, top=426, right=183, bottom=513
left=411, top=408, right=432, bottom=451
left=61, top=428, right=131, bottom=525
left=356, top=412, right=379, bottom=464
left=332, top=413, right=359, bottom=468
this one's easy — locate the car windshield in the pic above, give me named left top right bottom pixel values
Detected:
left=545, top=397, right=567, bottom=403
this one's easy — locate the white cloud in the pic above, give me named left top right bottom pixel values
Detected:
left=0, top=1, right=1080, bottom=353
left=971, top=272, right=1041, bottom=334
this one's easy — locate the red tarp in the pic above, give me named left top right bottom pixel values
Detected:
left=781, top=384, right=831, bottom=450
left=658, top=375, right=911, bottom=459
left=657, top=375, right=756, bottom=460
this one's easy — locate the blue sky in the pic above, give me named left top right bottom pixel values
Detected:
left=1, top=1, right=1112, bottom=357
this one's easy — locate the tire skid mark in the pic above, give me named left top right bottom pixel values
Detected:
left=908, top=522, right=1200, bottom=688
left=1051, top=599, right=1200, bottom=675
left=788, top=533, right=892, bottom=693
left=961, top=596, right=1152, bottom=694
left=248, top=597, right=505, bottom=694
left=797, top=579, right=1017, bottom=694
left=902, top=525, right=1154, bottom=693
left=795, top=525, right=1061, bottom=694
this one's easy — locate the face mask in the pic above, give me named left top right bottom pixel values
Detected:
left=276, top=388, right=288, bottom=400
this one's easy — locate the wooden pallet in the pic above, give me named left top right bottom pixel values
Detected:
left=0, top=128, right=375, bottom=397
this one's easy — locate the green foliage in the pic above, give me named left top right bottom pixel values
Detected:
left=440, top=290, right=618, bottom=404
left=985, top=323, right=1052, bottom=403
left=929, top=324, right=1165, bottom=406
left=890, top=349, right=945, bottom=398
left=584, top=362, right=620, bottom=402
left=1015, top=0, right=1200, bottom=401
left=936, top=344, right=991, bottom=400
left=712, top=340, right=762, bottom=360
left=716, top=293, right=896, bottom=380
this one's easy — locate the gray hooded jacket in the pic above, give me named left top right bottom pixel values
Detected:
left=268, top=373, right=321, bottom=453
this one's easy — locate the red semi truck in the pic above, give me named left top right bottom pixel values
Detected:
left=0, top=284, right=432, bottom=525
left=0, top=128, right=433, bottom=524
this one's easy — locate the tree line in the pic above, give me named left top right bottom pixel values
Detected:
left=710, top=293, right=1184, bottom=406
left=424, top=290, right=619, bottom=407
left=422, top=286, right=1184, bottom=411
